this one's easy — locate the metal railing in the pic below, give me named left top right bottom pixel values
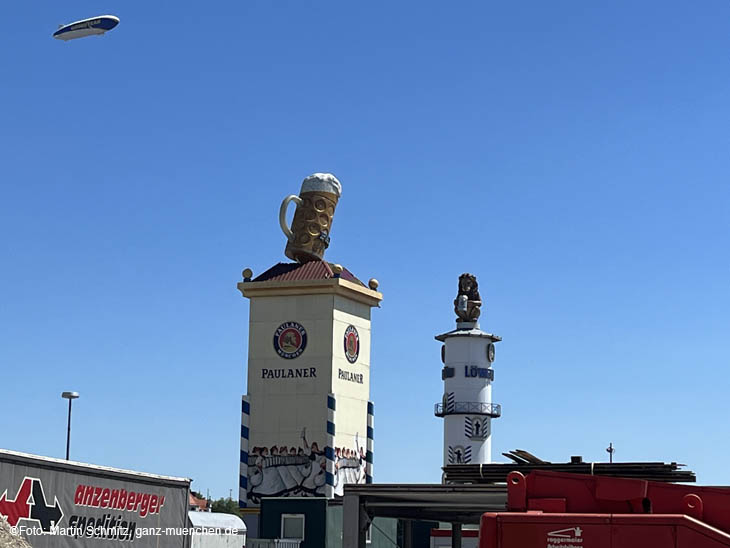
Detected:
left=434, top=401, right=501, bottom=418
left=247, top=540, right=302, bottom=548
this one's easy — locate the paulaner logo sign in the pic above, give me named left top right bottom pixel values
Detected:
left=338, top=368, right=363, bottom=384
left=343, top=325, right=359, bottom=363
left=261, top=367, right=317, bottom=379
left=273, top=322, right=307, bottom=359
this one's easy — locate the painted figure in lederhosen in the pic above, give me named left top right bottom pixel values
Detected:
left=292, top=430, right=312, bottom=493
left=256, top=446, right=286, bottom=495
left=300, top=430, right=326, bottom=495
left=358, top=446, right=367, bottom=483
left=286, top=446, right=305, bottom=490
left=275, top=444, right=299, bottom=493
left=247, top=446, right=267, bottom=503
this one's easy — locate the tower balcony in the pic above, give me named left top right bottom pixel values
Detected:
left=434, top=401, right=501, bottom=418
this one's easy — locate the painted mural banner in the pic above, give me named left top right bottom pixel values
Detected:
left=246, top=430, right=366, bottom=503
left=0, top=450, right=190, bottom=548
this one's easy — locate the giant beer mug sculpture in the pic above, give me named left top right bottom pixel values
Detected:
left=279, top=173, right=342, bottom=263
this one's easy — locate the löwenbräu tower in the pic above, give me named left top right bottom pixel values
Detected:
left=435, top=274, right=501, bottom=469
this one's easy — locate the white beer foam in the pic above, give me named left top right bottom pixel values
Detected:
left=301, top=173, right=342, bottom=197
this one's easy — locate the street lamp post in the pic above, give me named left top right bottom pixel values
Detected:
left=61, top=391, right=79, bottom=460
left=606, top=442, right=615, bottom=464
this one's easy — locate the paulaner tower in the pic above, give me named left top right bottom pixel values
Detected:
left=238, top=174, right=382, bottom=509
left=435, top=274, right=501, bottom=467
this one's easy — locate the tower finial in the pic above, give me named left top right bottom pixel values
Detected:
left=454, top=273, right=482, bottom=323
left=278, top=173, right=342, bottom=263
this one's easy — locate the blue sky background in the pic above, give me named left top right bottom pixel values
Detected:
left=1, top=1, right=729, bottom=498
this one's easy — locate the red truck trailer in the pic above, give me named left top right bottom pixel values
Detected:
left=479, top=470, right=730, bottom=547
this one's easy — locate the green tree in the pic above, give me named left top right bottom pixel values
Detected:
left=211, top=497, right=243, bottom=517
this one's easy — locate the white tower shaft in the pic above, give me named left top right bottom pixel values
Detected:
left=436, top=325, right=500, bottom=467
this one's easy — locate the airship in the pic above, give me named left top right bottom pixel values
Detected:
left=53, top=15, right=119, bottom=41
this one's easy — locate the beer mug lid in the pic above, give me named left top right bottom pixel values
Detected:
left=301, top=173, right=342, bottom=197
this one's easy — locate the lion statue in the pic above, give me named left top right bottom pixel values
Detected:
left=454, top=273, right=482, bottom=322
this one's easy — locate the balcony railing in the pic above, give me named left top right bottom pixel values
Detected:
left=248, top=541, right=301, bottom=548
left=434, top=401, right=501, bottom=418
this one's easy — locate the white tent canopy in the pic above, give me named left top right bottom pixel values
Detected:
left=188, top=511, right=246, bottom=548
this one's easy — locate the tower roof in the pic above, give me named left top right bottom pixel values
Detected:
left=252, top=261, right=365, bottom=287
left=435, top=326, right=501, bottom=342
left=238, top=261, right=381, bottom=307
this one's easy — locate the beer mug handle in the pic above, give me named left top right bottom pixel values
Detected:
left=279, top=195, right=303, bottom=242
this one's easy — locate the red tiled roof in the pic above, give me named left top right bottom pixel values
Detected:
left=252, top=261, right=365, bottom=286
left=189, top=493, right=207, bottom=511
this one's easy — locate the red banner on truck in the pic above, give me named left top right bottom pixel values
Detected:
left=0, top=449, right=191, bottom=547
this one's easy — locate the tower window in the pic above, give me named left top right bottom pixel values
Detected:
left=281, top=514, right=305, bottom=540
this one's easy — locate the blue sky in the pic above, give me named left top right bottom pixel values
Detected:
left=1, top=1, right=729, bottom=498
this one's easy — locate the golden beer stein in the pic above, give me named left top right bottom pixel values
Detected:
left=279, top=173, right=342, bottom=263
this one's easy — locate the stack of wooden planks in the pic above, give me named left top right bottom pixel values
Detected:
left=444, top=452, right=696, bottom=484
